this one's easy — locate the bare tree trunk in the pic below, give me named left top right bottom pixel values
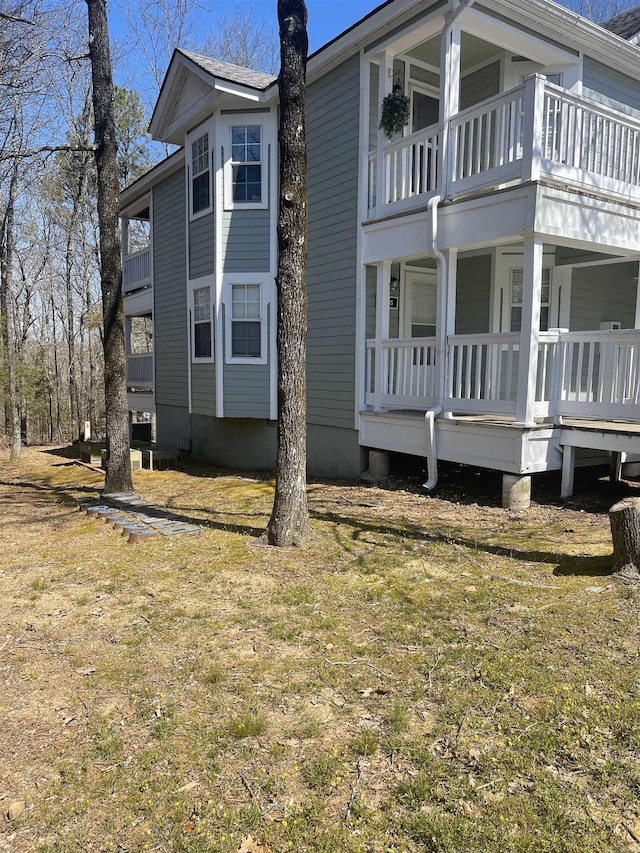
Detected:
left=266, top=0, right=311, bottom=546
left=86, top=0, right=133, bottom=494
left=1, top=163, right=22, bottom=461
left=609, top=498, right=640, bottom=579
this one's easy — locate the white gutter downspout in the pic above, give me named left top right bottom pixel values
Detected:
left=423, top=194, right=445, bottom=491
left=423, top=0, right=476, bottom=491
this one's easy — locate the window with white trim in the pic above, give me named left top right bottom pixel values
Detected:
left=188, top=279, right=214, bottom=362
left=223, top=118, right=270, bottom=210
left=231, top=125, right=262, bottom=203
left=231, top=283, right=262, bottom=358
left=510, top=267, right=551, bottom=332
left=190, top=131, right=211, bottom=217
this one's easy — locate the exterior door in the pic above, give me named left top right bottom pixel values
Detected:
left=402, top=269, right=437, bottom=339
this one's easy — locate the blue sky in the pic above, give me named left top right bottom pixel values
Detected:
left=303, top=0, right=381, bottom=52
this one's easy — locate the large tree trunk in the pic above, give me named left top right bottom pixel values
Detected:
left=265, top=0, right=311, bottom=546
left=1, top=162, right=22, bottom=461
left=609, top=498, right=640, bottom=579
left=86, top=0, right=132, bottom=494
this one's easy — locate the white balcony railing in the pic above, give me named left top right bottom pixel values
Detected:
left=366, top=330, right=640, bottom=424
left=126, top=353, right=154, bottom=388
left=123, top=247, right=151, bottom=294
left=368, top=75, right=640, bottom=214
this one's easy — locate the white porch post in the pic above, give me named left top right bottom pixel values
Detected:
left=375, top=51, right=393, bottom=212
left=442, top=248, right=457, bottom=416
left=521, top=74, right=545, bottom=183
left=373, top=261, right=391, bottom=412
left=440, top=19, right=461, bottom=196
left=635, top=261, right=640, bottom=328
left=515, top=234, right=543, bottom=425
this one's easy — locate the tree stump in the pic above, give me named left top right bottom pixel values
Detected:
left=609, top=497, right=640, bottom=579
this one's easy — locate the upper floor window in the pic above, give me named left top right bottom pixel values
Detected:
left=190, top=131, right=211, bottom=217
left=231, top=125, right=262, bottom=203
left=223, top=116, right=271, bottom=210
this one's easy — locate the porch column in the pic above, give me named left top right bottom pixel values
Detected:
left=441, top=248, right=457, bottom=416
left=440, top=18, right=461, bottom=196
left=373, top=262, right=391, bottom=412
left=635, top=260, right=640, bottom=328
left=515, top=235, right=543, bottom=425
left=375, top=51, right=393, bottom=212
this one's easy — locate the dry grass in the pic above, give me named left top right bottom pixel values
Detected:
left=0, top=447, right=639, bottom=853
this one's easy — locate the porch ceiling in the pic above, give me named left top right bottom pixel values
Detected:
left=406, top=31, right=501, bottom=73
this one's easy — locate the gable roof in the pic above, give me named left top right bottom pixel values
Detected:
left=177, top=49, right=276, bottom=91
left=149, top=48, right=277, bottom=144
left=602, top=5, right=640, bottom=42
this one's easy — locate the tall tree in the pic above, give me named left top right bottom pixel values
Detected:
left=266, top=0, right=311, bottom=547
left=85, top=0, right=132, bottom=494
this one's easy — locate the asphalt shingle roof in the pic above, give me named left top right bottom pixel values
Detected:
left=178, top=49, right=276, bottom=91
left=601, top=5, right=640, bottom=39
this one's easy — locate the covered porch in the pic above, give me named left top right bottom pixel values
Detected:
left=361, top=239, right=640, bottom=493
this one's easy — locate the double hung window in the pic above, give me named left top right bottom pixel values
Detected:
left=231, top=284, right=262, bottom=358
left=189, top=278, right=214, bottom=362
left=231, top=125, right=262, bottom=203
left=510, top=267, right=551, bottom=332
left=191, top=132, right=211, bottom=216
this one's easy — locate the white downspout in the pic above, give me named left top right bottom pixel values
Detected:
left=422, top=0, right=476, bottom=491
left=423, top=194, right=446, bottom=491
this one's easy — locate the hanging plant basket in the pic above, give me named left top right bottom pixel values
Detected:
left=379, top=85, right=410, bottom=139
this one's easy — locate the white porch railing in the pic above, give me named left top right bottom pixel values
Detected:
left=447, top=333, right=518, bottom=415
left=123, top=247, right=151, bottom=294
left=556, top=330, right=640, bottom=420
left=126, top=353, right=154, bottom=387
left=365, top=329, right=640, bottom=424
left=365, top=337, right=438, bottom=409
left=368, top=75, right=640, bottom=214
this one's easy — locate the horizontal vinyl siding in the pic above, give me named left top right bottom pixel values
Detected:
left=460, top=61, right=501, bottom=111
left=191, top=362, right=216, bottom=417
left=456, top=254, right=492, bottom=334
left=306, top=53, right=360, bottom=431
left=222, top=209, right=270, bottom=273
left=189, top=213, right=214, bottom=279
left=223, top=364, right=270, bottom=417
left=583, top=57, right=640, bottom=115
left=153, top=168, right=188, bottom=409
left=570, top=263, right=637, bottom=331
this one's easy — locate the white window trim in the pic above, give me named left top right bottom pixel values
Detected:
left=224, top=273, right=270, bottom=365
left=188, top=274, right=215, bottom=363
left=186, top=118, right=214, bottom=221
left=221, top=114, right=271, bottom=211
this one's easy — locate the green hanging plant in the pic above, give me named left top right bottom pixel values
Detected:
left=379, top=84, right=410, bottom=139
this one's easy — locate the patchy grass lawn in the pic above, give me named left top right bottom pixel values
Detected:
left=0, top=447, right=639, bottom=853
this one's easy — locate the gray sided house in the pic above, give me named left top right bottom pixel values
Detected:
left=121, top=0, right=640, bottom=500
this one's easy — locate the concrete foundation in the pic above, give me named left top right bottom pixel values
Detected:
left=502, top=474, right=531, bottom=510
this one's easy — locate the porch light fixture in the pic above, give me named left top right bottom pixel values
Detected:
left=389, top=274, right=400, bottom=293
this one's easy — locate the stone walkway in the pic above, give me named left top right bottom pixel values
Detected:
left=78, top=493, right=201, bottom=536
